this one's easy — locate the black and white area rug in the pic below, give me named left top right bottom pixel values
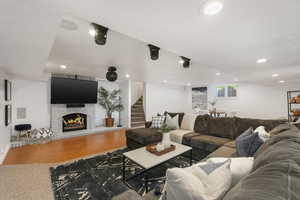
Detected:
left=50, top=148, right=194, bottom=200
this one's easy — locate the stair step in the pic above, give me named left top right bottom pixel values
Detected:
left=132, top=105, right=143, bottom=109
left=131, top=122, right=145, bottom=127
left=131, top=116, right=145, bottom=119
left=131, top=109, right=144, bottom=113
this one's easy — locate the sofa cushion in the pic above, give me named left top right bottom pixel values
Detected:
left=182, top=132, right=202, bottom=146
left=223, top=160, right=300, bottom=200
left=206, top=146, right=237, bottom=159
left=126, top=128, right=161, bottom=145
left=268, top=123, right=299, bottom=136
left=164, top=112, right=185, bottom=127
left=253, top=129, right=300, bottom=171
left=169, top=129, right=193, bottom=144
left=194, top=114, right=210, bottom=134
left=224, top=141, right=236, bottom=148
left=235, top=118, right=286, bottom=139
left=190, top=135, right=232, bottom=152
left=208, top=117, right=238, bottom=139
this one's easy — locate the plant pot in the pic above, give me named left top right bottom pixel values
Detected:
left=105, top=118, right=114, bottom=127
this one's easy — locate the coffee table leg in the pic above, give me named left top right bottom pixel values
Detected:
left=190, top=149, right=193, bottom=166
left=122, top=155, right=126, bottom=182
left=145, top=173, right=149, bottom=193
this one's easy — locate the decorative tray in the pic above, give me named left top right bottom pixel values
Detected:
left=146, top=143, right=176, bottom=156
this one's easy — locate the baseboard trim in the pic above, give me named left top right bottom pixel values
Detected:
left=0, top=144, right=11, bottom=164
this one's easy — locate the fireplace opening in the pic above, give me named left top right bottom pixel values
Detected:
left=63, top=113, right=87, bottom=132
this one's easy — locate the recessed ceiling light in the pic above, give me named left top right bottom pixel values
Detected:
left=272, top=74, right=279, bottom=77
left=187, top=82, right=191, bottom=86
left=163, top=80, right=167, bottom=83
left=216, top=72, right=221, bottom=76
left=279, top=80, right=285, bottom=83
left=125, top=74, right=130, bottom=78
left=60, top=65, right=67, bottom=69
left=203, top=1, right=223, bottom=16
left=256, top=58, right=268, bottom=64
left=89, top=29, right=96, bottom=36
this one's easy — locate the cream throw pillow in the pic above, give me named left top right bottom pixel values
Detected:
left=165, top=114, right=179, bottom=129
left=165, top=159, right=232, bottom=200
left=254, top=126, right=270, bottom=142
left=181, top=114, right=197, bottom=131
left=208, top=157, right=254, bottom=187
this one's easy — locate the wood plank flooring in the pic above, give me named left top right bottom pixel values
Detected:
left=3, top=129, right=126, bottom=165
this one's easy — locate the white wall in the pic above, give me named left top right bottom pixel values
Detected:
left=0, top=72, right=12, bottom=163
left=131, top=81, right=143, bottom=105
left=119, top=80, right=131, bottom=128
left=207, top=83, right=295, bottom=119
left=144, top=83, right=191, bottom=121
left=12, top=79, right=50, bottom=130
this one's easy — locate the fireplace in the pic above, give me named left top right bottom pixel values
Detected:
left=62, top=113, right=87, bottom=132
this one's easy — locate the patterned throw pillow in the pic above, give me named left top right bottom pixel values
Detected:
left=31, top=128, right=54, bottom=139
left=151, top=116, right=165, bottom=128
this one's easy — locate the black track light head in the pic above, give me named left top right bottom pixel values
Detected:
left=148, top=44, right=160, bottom=60
left=180, top=56, right=191, bottom=68
left=91, top=23, right=109, bottom=45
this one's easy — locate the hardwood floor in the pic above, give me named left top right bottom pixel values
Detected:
left=3, top=129, right=126, bottom=165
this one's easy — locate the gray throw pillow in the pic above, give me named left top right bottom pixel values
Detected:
left=236, top=127, right=264, bottom=156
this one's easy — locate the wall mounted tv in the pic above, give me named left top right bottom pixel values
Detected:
left=51, top=77, right=98, bottom=104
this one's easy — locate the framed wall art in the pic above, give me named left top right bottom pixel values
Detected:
left=5, top=104, right=12, bottom=126
left=5, top=80, right=12, bottom=101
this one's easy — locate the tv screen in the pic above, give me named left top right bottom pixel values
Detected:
left=51, top=77, right=98, bottom=104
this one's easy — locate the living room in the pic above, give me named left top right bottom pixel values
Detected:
left=1, top=0, right=300, bottom=200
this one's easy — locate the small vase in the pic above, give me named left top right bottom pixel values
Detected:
left=162, top=132, right=171, bottom=149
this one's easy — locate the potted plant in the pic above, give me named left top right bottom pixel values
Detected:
left=158, top=124, right=175, bottom=149
left=98, top=87, right=124, bottom=127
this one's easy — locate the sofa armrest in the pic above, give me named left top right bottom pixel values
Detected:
left=145, top=121, right=152, bottom=128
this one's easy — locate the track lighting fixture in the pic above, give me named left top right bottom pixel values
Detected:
left=106, top=66, right=118, bottom=82
left=91, top=23, right=109, bottom=45
left=180, top=56, right=191, bottom=68
left=148, top=44, right=160, bottom=60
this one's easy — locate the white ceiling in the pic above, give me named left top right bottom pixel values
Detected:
left=1, top=0, right=300, bottom=85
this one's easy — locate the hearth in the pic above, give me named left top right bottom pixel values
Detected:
left=63, top=113, right=87, bottom=132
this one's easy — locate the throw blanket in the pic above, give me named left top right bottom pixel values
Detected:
left=169, top=129, right=193, bottom=144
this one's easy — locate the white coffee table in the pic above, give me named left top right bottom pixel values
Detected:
left=122, top=142, right=192, bottom=192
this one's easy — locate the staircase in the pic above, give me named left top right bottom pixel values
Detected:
left=131, top=96, right=145, bottom=128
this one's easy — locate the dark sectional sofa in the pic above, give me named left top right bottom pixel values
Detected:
left=126, top=113, right=286, bottom=160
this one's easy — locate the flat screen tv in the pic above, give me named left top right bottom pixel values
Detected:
left=51, top=77, right=98, bottom=104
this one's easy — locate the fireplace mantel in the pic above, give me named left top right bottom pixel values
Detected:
left=51, top=104, right=96, bottom=136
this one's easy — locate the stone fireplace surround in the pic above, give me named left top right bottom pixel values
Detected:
left=51, top=104, right=96, bottom=138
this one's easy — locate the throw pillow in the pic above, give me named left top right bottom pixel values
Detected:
left=189, top=159, right=232, bottom=200
left=236, top=127, right=264, bottom=156
left=208, top=157, right=254, bottom=187
left=181, top=114, right=197, bottom=131
left=254, top=126, right=270, bottom=142
left=165, top=114, right=179, bottom=129
left=235, top=127, right=254, bottom=156
left=151, top=116, right=165, bottom=128
left=166, top=168, right=207, bottom=200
